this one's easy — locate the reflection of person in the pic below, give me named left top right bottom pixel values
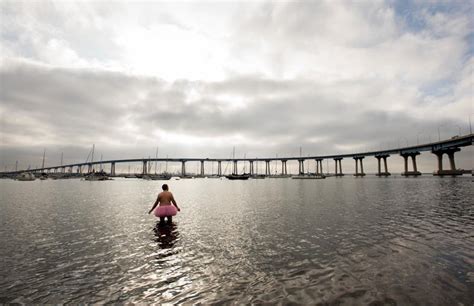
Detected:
left=148, top=184, right=181, bottom=224
left=154, top=222, right=178, bottom=249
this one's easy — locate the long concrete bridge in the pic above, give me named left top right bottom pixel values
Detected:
left=5, top=134, right=473, bottom=177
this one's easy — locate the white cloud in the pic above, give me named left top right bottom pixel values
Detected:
left=0, top=0, right=472, bottom=170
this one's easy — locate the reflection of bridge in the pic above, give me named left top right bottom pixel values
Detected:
left=5, top=134, right=473, bottom=177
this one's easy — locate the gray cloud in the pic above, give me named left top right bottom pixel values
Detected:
left=0, top=1, right=472, bottom=172
left=1, top=59, right=470, bottom=159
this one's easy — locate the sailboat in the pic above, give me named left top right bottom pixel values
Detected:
left=16, top=172, right=36, bottom=181
left=225, top=173, right=250, bottom=180
left=225, top=148, right=250, bottom=180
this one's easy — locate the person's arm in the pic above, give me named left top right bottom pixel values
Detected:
left=171, top=194, right=180, bottom=211
left=148, top=194, right=160, bottom=214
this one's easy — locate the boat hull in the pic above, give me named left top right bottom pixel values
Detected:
left=226, top=174, right=250, bottom=180
left=292, top=175, right=326, bottom=179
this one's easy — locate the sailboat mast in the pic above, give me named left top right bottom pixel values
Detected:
left=91, top=144, right=95, bottom=172
left=91, top=144, right=95, bottom=163
left=155, top=147, right=158, bottom=174
left=275, top=153, right=278, bottom=174
left=60, top=152, right=63, bottom=167
left=42, top=148, right=46, bottom=169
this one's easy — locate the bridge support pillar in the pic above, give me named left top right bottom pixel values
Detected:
left=448, top=151, right=456, bottom=171
left=111, top=162, right=116, bottom=176
left=298, top=159, right=304, bottom=175
left=281, top=160, right=287, bottom=175
left=217, top=161, right=222, bottom=176
left=435, top=152, right=443, bottom=172
left=400, top=152, right=421, bottom=176
left=249, top=161, right=254, bottom=175
left=200, top=160, right=205, bottom=177
left=315, top=159, right=323, bottom=176
left=181, top=161, right=186, bottom=177
left=334, top=158, right=344, bottom=176
left=375, top=155, right=391, bottom=176
left=411, top=155, right=418, bottom=172
left=142, top=161, right=148, bottom=175
left=265, top=160, right=271, bottom=176
left=88, top=163, right=93, bottom=173
left=353, top=157, right=366, bottom=177
left=432, top=147, right=462, bottom=176
left=232, top=160, right=238, bottom=175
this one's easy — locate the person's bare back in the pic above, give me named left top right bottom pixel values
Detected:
left=158, top=190, right=175, bottom=206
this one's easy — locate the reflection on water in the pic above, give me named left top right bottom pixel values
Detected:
left=0, top=177, right=473, bottom=304
left=153, top=222, right=179, bottom=249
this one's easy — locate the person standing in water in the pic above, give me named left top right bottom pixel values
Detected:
left=148, top=184, right=181, bottom=224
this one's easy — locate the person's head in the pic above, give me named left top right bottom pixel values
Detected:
left=162, top=184, right=169, bottom=191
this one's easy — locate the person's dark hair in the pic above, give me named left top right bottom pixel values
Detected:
left=162, top=184, right=169, bottom=191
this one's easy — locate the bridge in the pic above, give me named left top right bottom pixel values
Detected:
left=4, top=134, right=473, bottom=177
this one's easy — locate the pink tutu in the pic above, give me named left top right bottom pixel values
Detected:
left=154, top=205, right=178, bottom=218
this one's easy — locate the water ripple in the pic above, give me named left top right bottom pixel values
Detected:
left=0, top=177, right=473, bottom=304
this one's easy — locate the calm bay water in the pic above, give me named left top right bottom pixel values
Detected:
left=0, top=176, right=473, bottom=304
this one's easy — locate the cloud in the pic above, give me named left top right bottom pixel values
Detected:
left=0, top=0, right=472, bottom=171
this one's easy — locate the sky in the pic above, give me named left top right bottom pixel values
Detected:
left=0, top=0, right=473, bottom=173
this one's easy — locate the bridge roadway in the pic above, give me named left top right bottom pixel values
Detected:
left=6, top=134, right=473, bottom=177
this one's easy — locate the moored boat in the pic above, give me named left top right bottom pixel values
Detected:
left=292, top=174, right=326, bottom=179
left=84, top=171, right=111, bottom=181
left=143, top=174, right=172, bottom=180
left=16, top=172, right=36, bottom=181
left=226, top=174, right=251, bottom=180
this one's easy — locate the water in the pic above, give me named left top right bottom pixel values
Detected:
left=0, top=176, right=473, bottom=304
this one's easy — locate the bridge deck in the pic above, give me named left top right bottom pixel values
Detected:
left=4, top=134, right=473, bottom=173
